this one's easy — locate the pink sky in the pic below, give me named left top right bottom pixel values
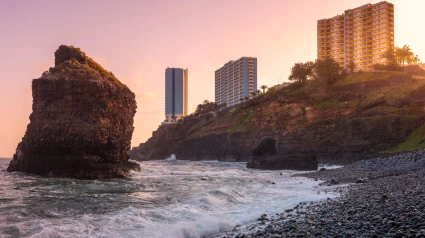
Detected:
left=0, top=0, right=424, bottom=157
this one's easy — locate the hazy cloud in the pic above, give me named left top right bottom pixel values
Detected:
left=92, top=56, right=107, bottom=65
left=130, top=71, right=144, bottom=87
left=23, top=87, right=31, bottom=94
left=32, top=62, right=52, bottom=72
left=136, top=92, right=157, bottom=100
left=137, top=110, right=162, bottom=115
left=205, top=61, right=215, bottom=71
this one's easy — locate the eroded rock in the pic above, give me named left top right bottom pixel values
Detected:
left=7, top=45, right=140, bottom=179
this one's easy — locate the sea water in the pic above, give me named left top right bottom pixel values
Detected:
left=0, top=158, right=338, bottom=238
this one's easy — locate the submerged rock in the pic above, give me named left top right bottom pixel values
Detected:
left=7, top=45, right=140, bottom=179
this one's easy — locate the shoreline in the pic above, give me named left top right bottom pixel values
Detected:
left=212, top=150, right=425, bottom=238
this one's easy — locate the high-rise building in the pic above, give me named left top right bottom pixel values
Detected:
left=317, top=1, right=394, bottom=71
left=164, top=67, right=188, bottom=124
left=215, top=57, right=257, bottom=107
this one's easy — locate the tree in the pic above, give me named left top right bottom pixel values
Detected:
left=348, top=60, right=356, bottom=74
left=260, top=85, right=268, bottom=94
left=194, top=100, right=220, bottom=115
left=257, top=89, right=262, bottom=96
left=251, top=91, right=257, bottom=98
left=240, top=98, right=244, bottom=103
left=382, top=47, right=398, bottom=65
left=244, top=96, right=249, bottom=102
left=380, top=45, right=421, bottom=70
left=288, top=61, right=315, bottom=83
left=413, top=55, right=420, bottom=64
left=395, top=45, right=413, bottom=66
left=314, top=57, right=342, bottom=85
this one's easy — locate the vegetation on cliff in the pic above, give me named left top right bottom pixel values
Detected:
left=47, top=45, right=126, bottom=87
left=288, top=58, right=342, bottom=86
left=132, top=67, right=425, bottom=162
left=374, top=45, right=421, bottom=71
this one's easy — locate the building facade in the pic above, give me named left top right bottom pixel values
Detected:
left=164, top=68, right=188, bottom=124
left=317, top=1, right=394, bottom=71
left=215, top=57, right=257, bottom=107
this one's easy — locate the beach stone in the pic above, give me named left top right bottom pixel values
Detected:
left=328, top=178, right=339, bottom=186
left=380, top=194, right=389, bottom=204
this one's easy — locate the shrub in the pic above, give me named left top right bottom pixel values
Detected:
left=373, top=63, right=403, bottom=72
left=49, top=45, right=124, bottom=86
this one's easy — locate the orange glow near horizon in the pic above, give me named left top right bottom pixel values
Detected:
left=0, top=0, right=424, bottom=157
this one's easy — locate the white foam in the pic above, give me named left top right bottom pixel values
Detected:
left=0, top=160, right=339, bottom=238
left=165, top=154, right=177, bottom=161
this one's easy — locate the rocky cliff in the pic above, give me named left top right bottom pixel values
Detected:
left=7, top=45, right=140, bottom=179
left=131, top=72, right=425, bottom=165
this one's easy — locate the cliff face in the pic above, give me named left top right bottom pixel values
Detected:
left=7, top=45, right=140, bottom=179
left=131, top=72, right=425, bottom=164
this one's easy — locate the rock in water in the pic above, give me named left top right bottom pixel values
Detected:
left=247, top=139, right=318, bottom=170
left=247, top=153, right=318, bottom=171
left=7, top=45, right=140, bottom=179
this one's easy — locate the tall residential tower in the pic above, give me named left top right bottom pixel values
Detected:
left=164, top=67, right=188, bottom=124
left=215, top=57, right=257, bottom=107
left=317, top=1, right=394, bottom=71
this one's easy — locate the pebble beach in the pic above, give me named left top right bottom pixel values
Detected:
left=214, top=150, right=425, bottom=238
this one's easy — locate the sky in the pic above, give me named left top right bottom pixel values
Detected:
left=0, top=0, right=424, bottom=157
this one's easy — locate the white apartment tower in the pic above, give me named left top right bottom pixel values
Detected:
left=215, top=57, right=257, bottom=107
left=317, top=1, right=394, bottom=71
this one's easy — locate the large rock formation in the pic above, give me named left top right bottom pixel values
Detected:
left=7, top=45, right=140, bottom=179
left=131, top=72, right=425, bottom=166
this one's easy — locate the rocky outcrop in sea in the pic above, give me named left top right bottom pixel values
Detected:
left=247, top=138, right=318, bottom=170
left=7, top=45, right=140, bottom=179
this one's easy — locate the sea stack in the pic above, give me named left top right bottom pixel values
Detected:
left=7, top=45, right=140, bottom=179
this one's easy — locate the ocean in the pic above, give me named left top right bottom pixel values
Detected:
left=0, top=157, right=338, bottom=238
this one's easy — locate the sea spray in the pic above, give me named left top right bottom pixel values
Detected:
left=165, top=154, right=177, bottom=161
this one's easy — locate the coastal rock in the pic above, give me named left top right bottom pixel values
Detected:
left=247, top=153, right=318, bottom=171
left=251, top=138, right=277, bottom=157
left=247, top=138, right=317, bottom=170
left=7, top=45, right=140, bottom=179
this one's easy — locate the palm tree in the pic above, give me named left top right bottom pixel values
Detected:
left=251, top=91, right=257, bottom=98
left=240, top=98, right=244, bottom=103
left=257, top=89, right=262, bottom=95
left=202, top=99, right=210, bottom=104
left=260, top=85, right=268, bottom=94
left=396, top=45, right=413, bottom=66
left=244, top=96, right=250, bottom=102
left=413, top=55, right=420, bottom=65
